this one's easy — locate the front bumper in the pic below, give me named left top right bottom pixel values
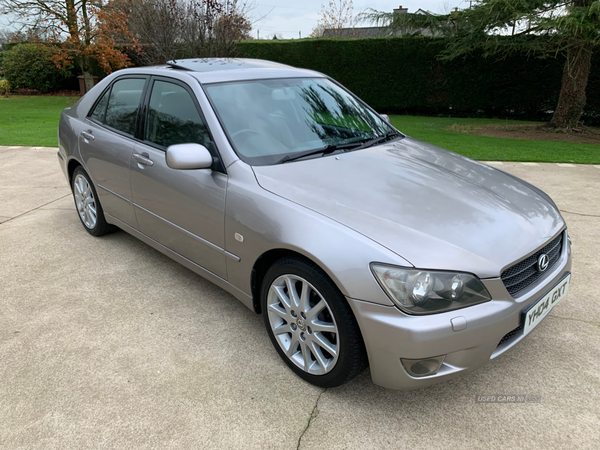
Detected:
left=348, top=230, right=572, bottom=390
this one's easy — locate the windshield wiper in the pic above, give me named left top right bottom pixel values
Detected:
left=275, top=131, right=402, bottom=165
left=277, top=142, right=364, bottom=164
left=354, top=130, right=403, bottom=150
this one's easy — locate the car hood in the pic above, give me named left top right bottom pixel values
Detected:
left=252, top=137, right=565, bottom=278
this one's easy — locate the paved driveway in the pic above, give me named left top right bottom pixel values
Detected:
left=1, top=146, right=599, bottom=449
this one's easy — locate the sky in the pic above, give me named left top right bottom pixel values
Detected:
left=0, top=1, right=467, bottom=39
left=249, top=0, right=466, bottom=39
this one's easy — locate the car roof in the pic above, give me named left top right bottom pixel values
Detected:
left=119, top=58, right=326, bottom=84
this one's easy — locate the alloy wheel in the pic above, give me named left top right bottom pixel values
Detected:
left=267, top=275, right=340, bottom=375
left=73, top=174, right=97, bottom=229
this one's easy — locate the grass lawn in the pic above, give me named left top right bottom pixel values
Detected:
left=0, top=96, right=598, bottom=163
left=391, top=115, right=600, bottom=164
left=0, top=95, right=79, bottom=147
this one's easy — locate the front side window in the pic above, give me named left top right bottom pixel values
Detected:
left=204, top=77, right=394, bottom=165
left=145, top=80, right=211, bottom=149
left=104, top=78, right=146, bottom=136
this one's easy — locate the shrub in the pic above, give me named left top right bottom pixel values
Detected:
left=0, top=78, right=10, bottom=94
left=3, top=44, right=72, bottom=93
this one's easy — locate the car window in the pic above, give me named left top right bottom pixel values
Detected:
left=204, top=78, right=394, bottom=166
left=90, top=89, right=109, bottom=123
left=104, top=78, right=145, bottom=136
left=145, top=80, right=211, bottom=149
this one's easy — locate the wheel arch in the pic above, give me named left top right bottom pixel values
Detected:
left=67, top=158, right=83, bottom=185
left=251, top=248, right=340, bottom=315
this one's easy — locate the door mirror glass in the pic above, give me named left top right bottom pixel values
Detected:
left=166, top=143, right=213, bottom=170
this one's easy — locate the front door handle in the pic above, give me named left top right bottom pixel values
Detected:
left=133, top=153, right=154, bottom=166
left=81, top=130, right=95, bottom=141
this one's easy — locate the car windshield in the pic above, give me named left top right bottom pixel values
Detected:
left=204, top=77, right=396, bottom=165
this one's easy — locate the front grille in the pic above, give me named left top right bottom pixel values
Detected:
left=501, top=233, right=563, bottom=297
left=498, top=325, right=523, bottom=347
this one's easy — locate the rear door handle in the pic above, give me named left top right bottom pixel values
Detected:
left=81, top=130, right=95, bottom=141
left=133, top=153, right=154, bottom=166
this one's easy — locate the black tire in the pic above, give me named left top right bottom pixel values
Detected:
left=71, top=166, right=116, bottom=236
left=261, top=256, right=367, bottom=388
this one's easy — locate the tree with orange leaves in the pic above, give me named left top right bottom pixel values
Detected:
left=0, top=0, right=138, bottom=90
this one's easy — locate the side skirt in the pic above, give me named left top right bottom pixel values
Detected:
left=105, top=213, right=255, bottom=311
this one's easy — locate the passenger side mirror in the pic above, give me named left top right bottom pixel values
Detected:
left=166, top=143, right=213, bottom=170
left=380, top=114, right=391, bottom=124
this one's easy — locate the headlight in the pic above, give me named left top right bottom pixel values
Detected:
left=370, top=263, right=492, bottom=315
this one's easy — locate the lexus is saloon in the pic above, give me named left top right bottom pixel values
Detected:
left=57, top=58, right=571, bottom=389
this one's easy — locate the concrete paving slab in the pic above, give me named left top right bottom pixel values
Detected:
left=301, top=317, right=600, bottom=450
left=1, top=149, right=599, bottom=449
left=0, top=207, right=321, bottom=450
left=496, top=162, right=600, bottom=216
left=39, top=195, right=74, bottom=209
left=0, top=147, right=70, bottom=220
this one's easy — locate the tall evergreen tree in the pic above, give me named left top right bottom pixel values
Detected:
left=363, top=1, right=600, bottom=129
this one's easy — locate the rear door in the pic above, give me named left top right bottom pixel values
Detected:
left=129, top=76, right=228, bottom=279
left=79, top=76, right=149, bottom=228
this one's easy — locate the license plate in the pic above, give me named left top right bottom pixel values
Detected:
left=523, top=274, right=570, bottom=336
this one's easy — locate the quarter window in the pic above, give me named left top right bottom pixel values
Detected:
left=90, top=89, right=109, bottom=123
left=145, top=80, right=211, bottom=148
left=104, top=78, right=146, bottom=135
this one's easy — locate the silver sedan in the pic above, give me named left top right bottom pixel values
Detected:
left=57, top=58, right=571, bottom=390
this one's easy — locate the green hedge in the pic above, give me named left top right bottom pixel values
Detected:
left=237, top=37, right=600, bottom=125
left=0, top=51, right=5, bottom=77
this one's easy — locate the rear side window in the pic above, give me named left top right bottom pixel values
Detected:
left=104, top=78, right=146, bottom=136
left=145, top=80, right=211, bottom=148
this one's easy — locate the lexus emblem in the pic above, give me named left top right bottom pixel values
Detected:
left=537, top=253, right=550, bottom=272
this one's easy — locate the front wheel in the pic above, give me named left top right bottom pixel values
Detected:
left=261, top=256, right=367, bottom=388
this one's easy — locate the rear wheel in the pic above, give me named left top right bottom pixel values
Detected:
left=261, top=256, right=367, bottom=387
left=71, top=166, right=115, bottom=236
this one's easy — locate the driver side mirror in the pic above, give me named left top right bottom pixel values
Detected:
left=380, top=114, right=391, bottom=124
left=166, top=143, right=213, bottom=170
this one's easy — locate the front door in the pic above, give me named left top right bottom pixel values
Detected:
left=129, top=77, right=228, bottom=279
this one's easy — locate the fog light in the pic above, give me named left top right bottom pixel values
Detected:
left=401, top=355, right=445, bottom=378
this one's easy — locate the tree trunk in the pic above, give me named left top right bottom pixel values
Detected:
left=549, top=41, right=593, bottom=129
left=79, top=53, right=94, bottom=92
left=83, top=71, right=95, bottom=92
